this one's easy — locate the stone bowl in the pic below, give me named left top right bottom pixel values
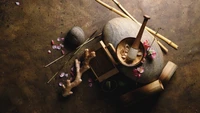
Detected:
left=116, top=37, right=146, bottom=67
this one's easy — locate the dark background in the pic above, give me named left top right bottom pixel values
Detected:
left=0, top=0, right=199, bottom=113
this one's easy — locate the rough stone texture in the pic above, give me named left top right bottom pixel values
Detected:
left=65, top=26, right=86, bottom=48
left=103, top=17, right=164, bottom=84
left=0, top=0, right=200, bottom=113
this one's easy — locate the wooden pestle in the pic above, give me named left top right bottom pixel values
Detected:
left=127, top=15, right=150, bottom=61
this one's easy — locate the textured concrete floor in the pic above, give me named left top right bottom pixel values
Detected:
left=0, top=0, right=200, bottom=113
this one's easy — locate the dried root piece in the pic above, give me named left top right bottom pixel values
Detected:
left=62, top=49, right=96, bottom=97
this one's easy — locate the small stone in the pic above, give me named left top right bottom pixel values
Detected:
left=58, top=82, right=63, bottom=87
left=59, top=72, right=65, bottom=78
left=15, top=2, right=20, bottom=6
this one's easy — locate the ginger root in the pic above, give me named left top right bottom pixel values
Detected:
left=62, top=49, right=96, bottom=97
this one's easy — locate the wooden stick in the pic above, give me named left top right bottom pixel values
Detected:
left=44, top=54, right=66, bottom=68
left=96, top=0, right=178, bottom=50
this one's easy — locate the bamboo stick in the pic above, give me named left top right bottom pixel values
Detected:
left=112, top=0, right=178, bottom=50
left=96, top=0, right=178, bottom=50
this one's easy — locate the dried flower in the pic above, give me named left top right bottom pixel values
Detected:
left=59, top=72, right=65, bottom=78
left=57, top=37, right=61, bottom=42
left=15, top=2, right=20, bottom=6
left=58, top=82, right=63, bottom=87
left=52, top=45, right=57, bottom=49
left=137, top=66, right=144, bottom=73
left=88, top=78, right=93, bottom=83
left=143, top=40, right=150, bottom=50
left=133, top=66, right=144, bottom=78
left=147, top=49, right=157, bottom=59
left=89, top=83, right=93, bottom=87
left=47, top=50, right=51, bottom=54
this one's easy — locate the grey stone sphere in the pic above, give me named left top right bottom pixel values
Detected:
left=65, top=26, right=85, bottom=48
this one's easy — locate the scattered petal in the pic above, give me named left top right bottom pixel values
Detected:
left=65, top=73, right=68, bottom=77
left=47, top=50, right=51, bottom=54
left=52, top=45, right=57, bottom=49
left=60, top=43, right=64, bottom=48
left=56, top=45, right=61, bottom=50
left=71, top=67, right=74, bottom=71
left=88, top=78, right=93, bottom=83
left=51, top=40, right=55, bottom=45
left=58, top=82, right=63, bottom=87
left=89, top=83, right=93, bottom=87
left=61, top=37, right=65, bottom=41
left=137, top=66, right=144, bottom=73
left=143, top=40, right=150, bottom=50
left=57, top=37, right=61, bottom=42
left=59, top=72, right=65, bottom=78
left=15, top=2, right=20, bottom=6
left=61, top=50, right=65, bottom=55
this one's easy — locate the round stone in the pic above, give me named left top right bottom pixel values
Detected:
left=103, top=17, right=164, bottom=84
left=64, top=26, right=85, bottom=49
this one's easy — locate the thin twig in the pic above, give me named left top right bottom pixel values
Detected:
left=44, top=54, right=66, bottom=68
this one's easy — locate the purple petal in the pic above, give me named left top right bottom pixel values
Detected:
left=15, top=2, right=20, bottom=6
left=52, top=45, right=57, bottom=49
left=89, top=83, right=93, bottom=87
left=61, top=50, right=65, bottom=55
left=88, top=78, right=93, bottom=83
left=60, top=43, right=64, bottom=48
left=137, top=66, right=144, bottom=73
left=58, top=82, right=63, bottom=87
left=61, top=37, right=65, bottom=41
left=57, top=37, right=61, bottom=42
left=59, top=72, right=65, bottom=78
left=47, top=50, right=51, bottom=54
left=56, top=45, right=61, bottom=50
left=65, top=73, right=68, bottom=77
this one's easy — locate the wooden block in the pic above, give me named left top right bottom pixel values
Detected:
left=89, top=40, right=119, bottom=82
left=120, top=80, right=164, bottom=104
left=159, top=61, right=178, bottom=85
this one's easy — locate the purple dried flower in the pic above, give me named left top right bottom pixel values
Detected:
left=57, top=37, right=61, bottom=42
left=60, top=43, right=64, bottom=48
left=65, top=73, right=68, bottom=77
left=59, top=72, right=65, bottom=78
left=137, top=66, right=144, bottom=73
left=143, top=40, right=150, bottom=50
left=52, top=45, right=57, bottom=49
left=15, top=2, right=20, bottom=6
left=58, top=82, right=63, bottom=87
left=148, top=49, right=157, bottom=59
left=89, top=83, right=93, bottom=87
left=88, top=78, right=93, bottom=83
left=56, top=45, right=61, bottom=50
left=47, top=50, right=51, bottom=54
left=61, top=50, right=65, bottom=55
